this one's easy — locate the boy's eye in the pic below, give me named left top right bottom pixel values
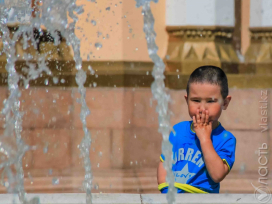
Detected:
left=192, top=100, right=200, bottom=102
left=208, top=101, right=215, bottom=103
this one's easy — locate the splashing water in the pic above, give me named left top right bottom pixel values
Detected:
left=0, top=0, right=93, bottom=203
left=0, top=4, right=36, bottom=203
left=135, top=1, right=175, bottom=204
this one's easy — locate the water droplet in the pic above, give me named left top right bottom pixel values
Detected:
left=94, top=184, right=99, bottom=190
left=146, top=71, right=149, bottom=75
left=93, top=82, right=97, bottom=87
left=129, top=28, right=132, bottom=33
left=44, top=79, right=49, bottom=85
left=43, top=146, right=48, bottom=154
left=239, top=163, right=246, bottom=174
left=95, top=43, right=102, bottom=50
left=60, top=79, right=65, bottom=83
left=75, top=6, right=84, bottom=14
left=52, top=178, right=59, bottom=185
left=106, top=7, right=110, bottom=11
left=91, top=20, right=96, bottom=26
left=97, top=163, right=100, bottom=167
left=48, top=169, right=53, bottom=175
left=134, top=134, right=136, bottom=138
left=97, top=32, right=102, bottom=37
left=135, top=47, right=138, bottom=51
left=99, top=151, right=102, bottom=157
left=53, top=77, right=59, bottom=84
left=88, top=65, right=95, bottom=75
left=130, top=161, right=133, bottom=165
left=4, top=182, right=9, bottom=187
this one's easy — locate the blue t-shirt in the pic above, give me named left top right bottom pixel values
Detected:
left=160, top=120, right=236, bottom=193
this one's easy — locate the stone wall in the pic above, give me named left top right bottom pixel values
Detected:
left=0, top=86, right=270, bottom=193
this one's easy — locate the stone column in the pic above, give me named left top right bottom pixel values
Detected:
left=245, top=0, right=272, bottom=74
left=165, top=0, right=239, bottom=74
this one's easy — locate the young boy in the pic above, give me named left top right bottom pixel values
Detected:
left=157, top=65, right=236, bottom=193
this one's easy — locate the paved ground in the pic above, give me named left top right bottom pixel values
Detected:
left=0, top=193, right=271, bottom=204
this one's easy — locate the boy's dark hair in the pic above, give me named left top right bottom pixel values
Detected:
left=186, top=65, right=228, bottom=99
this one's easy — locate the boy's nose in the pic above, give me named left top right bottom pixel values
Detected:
left=199, top=104, right=207, bottom=113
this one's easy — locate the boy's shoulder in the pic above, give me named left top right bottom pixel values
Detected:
left=219, top=124, right=236, bottom=140
left=173, top=120, right=191, bottom=130
left=214, top=123, right=236, bottom=148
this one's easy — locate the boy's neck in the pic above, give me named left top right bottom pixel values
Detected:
left=211, top=120, right=220, bottom=130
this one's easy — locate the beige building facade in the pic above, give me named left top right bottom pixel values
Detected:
left=0, top=0, right=271, bottom=194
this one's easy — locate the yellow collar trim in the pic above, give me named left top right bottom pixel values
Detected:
left=190, top=121, right=220, bottom=133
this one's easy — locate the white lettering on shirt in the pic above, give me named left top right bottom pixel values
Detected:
left=178, top=148, right=184, bottom=161
left=191, top=150, right=201, bottom=164
left=185, top=148, right=194, bottom=161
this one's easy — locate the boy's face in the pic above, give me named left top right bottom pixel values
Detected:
left=184, top=82, right=231, bottom=124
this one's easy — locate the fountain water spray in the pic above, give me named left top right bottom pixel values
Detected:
left=0, top=5, right=34, bottom=203
left=135, top=1, right=176, bottom=203
left=0, top=1, right=93, bottom=203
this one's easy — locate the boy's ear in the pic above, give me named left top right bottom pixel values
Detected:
left=222, top=95, right=231, bottom=110
left=184, top=95, right=188, bottom=105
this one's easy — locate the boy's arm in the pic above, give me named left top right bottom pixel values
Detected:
left=157, top=161, right=167, bottom=184
left=200, top=139, right=229, bottom=183
left=193, top=110, right=230, bottom=183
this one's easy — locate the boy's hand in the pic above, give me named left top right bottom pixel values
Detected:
left=193, top=108, right=212, bottom=142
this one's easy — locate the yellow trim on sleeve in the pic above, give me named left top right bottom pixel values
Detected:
left=158, top=182, right=169, bottom=191
left=174, top=183, right=208, bottom=194
left=160, top=156, right=164, bottom=162
left=222, top=159, right=231, bottom=171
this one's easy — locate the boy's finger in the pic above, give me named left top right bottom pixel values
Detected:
left=205, top=110, right=209, bottom=124
left=196, top=109, right=200, bottom=123
left=193, top=116, right=196, bottom=125
left=201, top=109, right=205, bottom=123
left=209, top=121, right=213, bottom=127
